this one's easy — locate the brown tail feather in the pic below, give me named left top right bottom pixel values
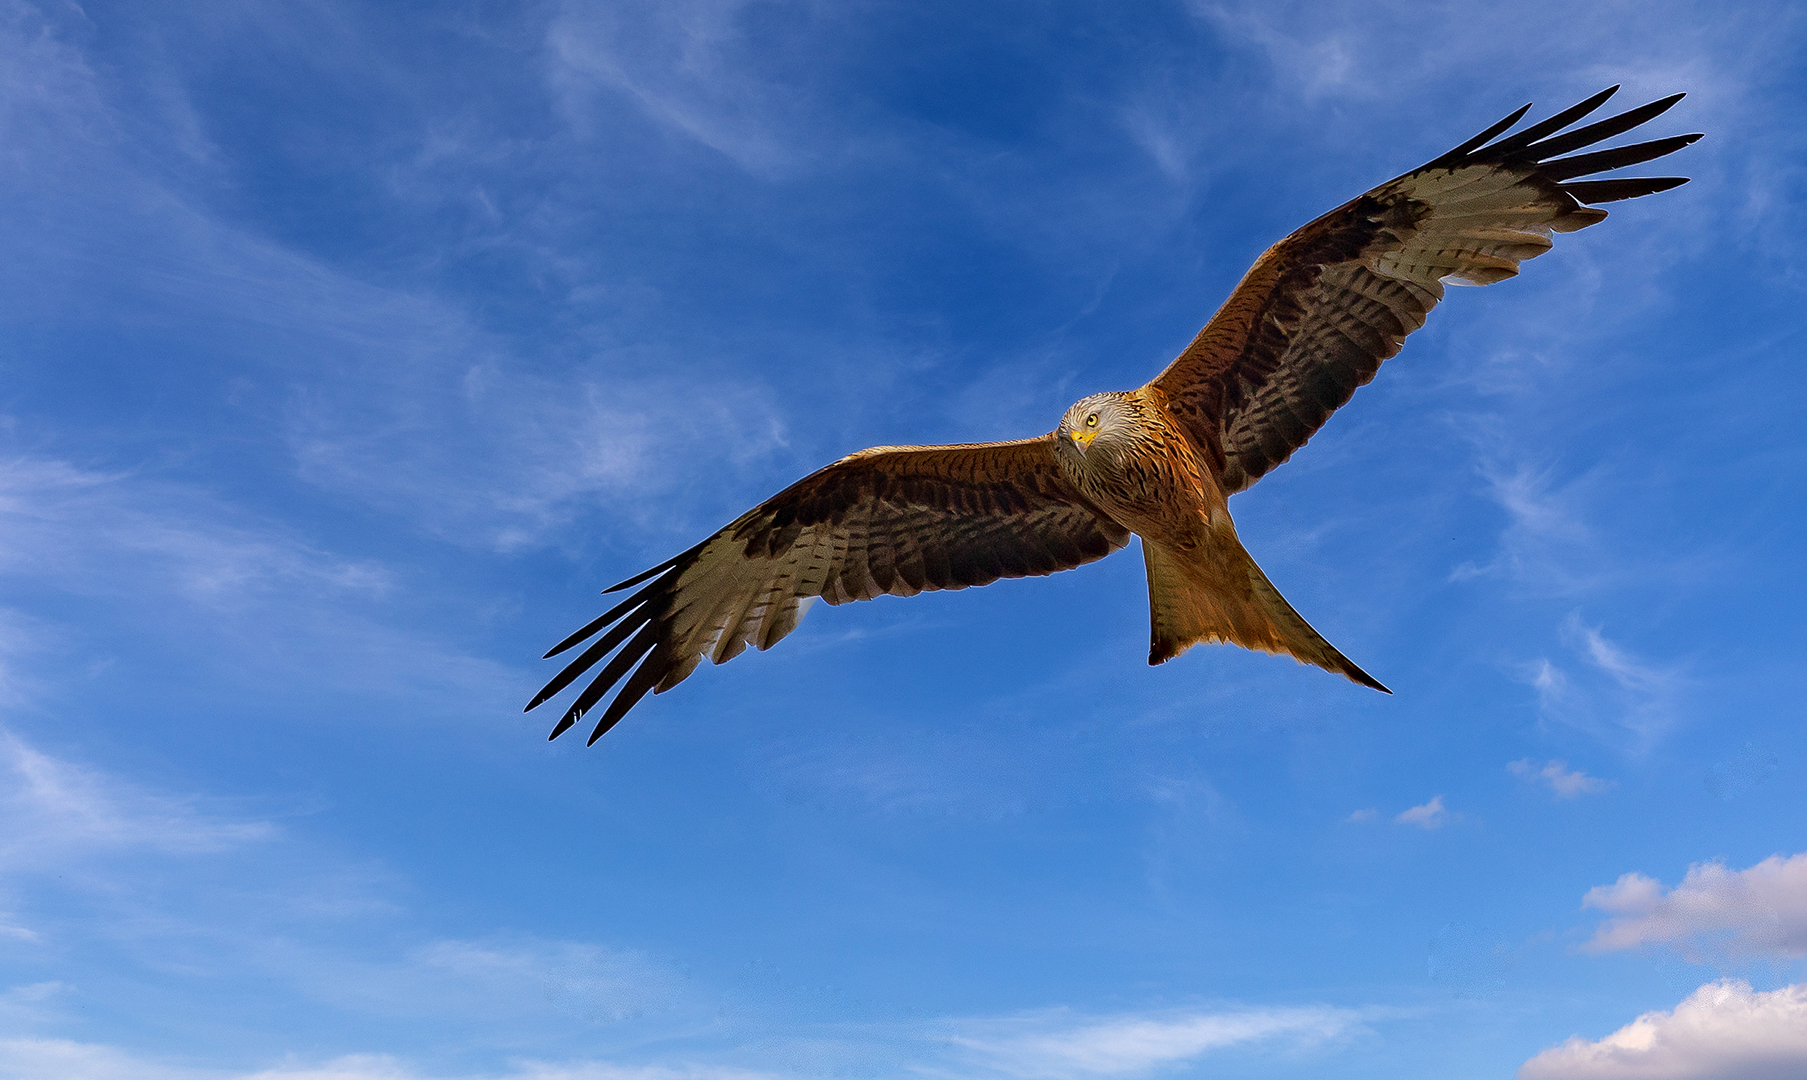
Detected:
left=1142, top=539, right=1389, bottom=693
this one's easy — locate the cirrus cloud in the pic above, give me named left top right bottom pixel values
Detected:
left=941, top=1004, right=1368, bottom=1078
left=0, top=730, right=275, bottom=870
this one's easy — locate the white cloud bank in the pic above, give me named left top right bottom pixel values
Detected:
left=1583, top=852, right=1807, bottom=960
left=1519, top=980, right=1807, bottom=1080
left=1509, top=759, right=1612, bottom=798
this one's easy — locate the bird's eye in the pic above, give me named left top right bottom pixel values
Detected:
left=1085, top=414, right=1098, bottom=427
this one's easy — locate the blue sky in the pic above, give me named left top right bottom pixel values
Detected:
left=2, top=1, right=1805, bottom=1078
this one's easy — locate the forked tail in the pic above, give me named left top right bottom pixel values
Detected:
left=1142, top=538, right=1389, bottom=693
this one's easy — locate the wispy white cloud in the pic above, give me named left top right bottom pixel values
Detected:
left=545, top=0, right=809, bottom=176
left=0, top=457, right=389, bottom=608
left=1519, top=980, right=1807, bottom=1080
left=242, top=1059, right=783, bottom=1080
left=1582, top=853, right=1807, bottom=961
left=1189, top=4, right=1362, bottom=102
left=284, top=353, right=790, bottom=554
left=0, top=981, right=68, bottom=1025
left=0, top=1002, right=1378, bottom=1080
left=1116, top=104, right=1192, bottom=185
left=0, top=605, right=44, bottom=710
left=941, top=1004, right=1368, bottom=1078
left=1343, top=808, right=1378, bottom=823
left=1509, top=759, right=1613, bottom=799
left=0, top=729, right=402, bottom=964
left=1394, top=795, right=1447, bottom=829
left=1523, top=615, right=1686, bottom=749
left=0, top=1037, right=198, bottom=1080
left=0, top=453, right=518, bottom=713
left=0, top=712, right=1382, bottom=1065
left=1569, top=619, right=1677, bottom=704
left=1188, top=0, right=1791, bottom=147
left=1449, top=465, right=1608, bottom=595
left=0, top=730, right=274, bottom=873
left=0, top=1042, right=787, bottom=1080
left=275, top=936, right=691, bottom=1028
left=1, top=7, right=790, bottom=555
left=0, top=732, right=700, bottom=1045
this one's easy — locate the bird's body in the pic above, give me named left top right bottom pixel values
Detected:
left=1054, top=387, right=1384, bottom=686
left=529, top=87, right=1700, bottom=744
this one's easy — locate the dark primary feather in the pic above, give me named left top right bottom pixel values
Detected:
left=1468, top=85, right=1625, bottom=158
left=1537, top=135, right=1702, bottom=182
left=527, top=437, right=1130, bottom=743
left=1518, top=94, right=1687, bottom=159
left=1562, top=177, right=1693, bottom=204
left=1434, top=102, right=1536, bottom=163
left=1150, top=88, right=1700, bottom=493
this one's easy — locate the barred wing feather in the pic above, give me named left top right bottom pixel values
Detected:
left=527, top=437, right=1130, bottom=743
left=1152, top=86, right=1700, bottom=493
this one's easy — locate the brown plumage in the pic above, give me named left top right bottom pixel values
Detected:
left=529, top=87, right=1699, bottom=743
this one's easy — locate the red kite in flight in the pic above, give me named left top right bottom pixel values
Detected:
left=530, top=87, right=1699, bottom=743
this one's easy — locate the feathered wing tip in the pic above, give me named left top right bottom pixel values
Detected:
left=526, top=558, right=691, bottom=744
left=1433, top=86, right=1701, bottom=207
left=527, top=539, right=715, bottom=742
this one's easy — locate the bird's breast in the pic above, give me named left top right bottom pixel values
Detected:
left=1078, top=415, right=1229, bottom=545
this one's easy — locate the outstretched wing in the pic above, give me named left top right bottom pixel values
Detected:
left=527, top=436, right=1130, bottom=743
left=1151, top=86, right=1701, bottom=493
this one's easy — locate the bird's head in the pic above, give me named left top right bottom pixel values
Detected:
left=1057, top=392, right=1135, bottom=464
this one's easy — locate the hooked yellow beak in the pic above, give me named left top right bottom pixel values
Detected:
left=1070, top=427, right=1097, bottom=452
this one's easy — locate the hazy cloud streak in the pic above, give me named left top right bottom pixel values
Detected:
left=942, top=1004, right=1366, bottom=1078
left=0, top=731, right=275, bottom=871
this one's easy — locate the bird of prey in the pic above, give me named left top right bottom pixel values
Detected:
left=529, top=86, right=1699, bottom=744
